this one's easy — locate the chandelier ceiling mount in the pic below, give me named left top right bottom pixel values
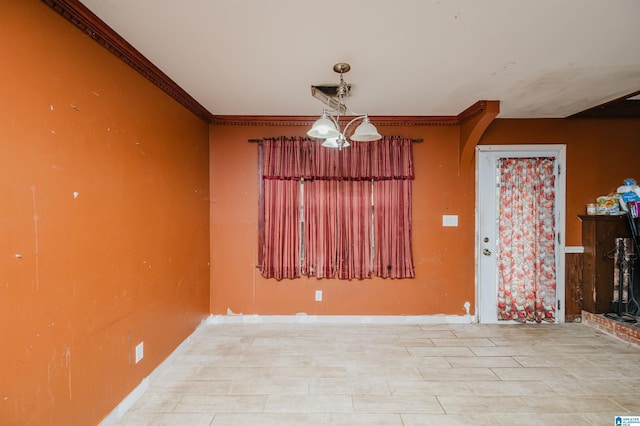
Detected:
left=308, top=63, right=382, bottom=149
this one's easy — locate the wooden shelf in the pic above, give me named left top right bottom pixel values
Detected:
left=579, top=214, right=632, bottom=313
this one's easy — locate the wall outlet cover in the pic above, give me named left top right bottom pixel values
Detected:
left=135, top=342, right=144, bottom=364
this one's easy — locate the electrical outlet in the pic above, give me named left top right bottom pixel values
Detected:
left=135, top=342, right=144, bottom=364
left=315, top=290, right=322, bottom=301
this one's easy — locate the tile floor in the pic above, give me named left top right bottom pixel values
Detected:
left=113, top=321, right=640, bottom=425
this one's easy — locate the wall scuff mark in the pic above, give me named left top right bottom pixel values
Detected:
left=63, top=346, right=72, bottom=400
left=31, top=186, right=39, bottom=290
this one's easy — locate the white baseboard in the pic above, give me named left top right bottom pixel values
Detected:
left=564, top=246, right=584, bottom=254
left=207, top=313, right=476, bottom=325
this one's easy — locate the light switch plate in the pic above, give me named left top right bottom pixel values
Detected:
left=442, top=215, right=459, bottom=227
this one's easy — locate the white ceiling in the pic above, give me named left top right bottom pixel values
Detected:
left=79, top=0, right=640, bottom=118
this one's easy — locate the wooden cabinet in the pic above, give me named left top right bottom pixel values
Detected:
left=579, top=214, right=633, bottom=313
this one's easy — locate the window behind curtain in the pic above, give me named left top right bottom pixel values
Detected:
left=258, top=136, right=415, bottom=280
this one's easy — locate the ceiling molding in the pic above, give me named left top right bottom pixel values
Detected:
left=211, top=115, right=464, bottom=127
left=210, top=102, right=495, bottom=127
left=457, top=100, right=498, bottom=124
left=41, top=0, right=214, bottom=123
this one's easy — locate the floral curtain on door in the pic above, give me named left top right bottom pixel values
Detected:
left=497, top=157, right=556, bottom=322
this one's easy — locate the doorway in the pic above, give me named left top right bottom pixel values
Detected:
left=476, top=145, right=566, bottom=323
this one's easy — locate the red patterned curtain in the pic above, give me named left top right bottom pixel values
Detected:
left=336, top=180, right=373, bottom=279
left=303, top=179, right=338, bottom=278
left=497, top=157, right=556, bottom=322
left=260, top=138, right=303, bottom=279
left=372, top=137, right=415, bottom=278
left=260, top=136, right=414, bottom=280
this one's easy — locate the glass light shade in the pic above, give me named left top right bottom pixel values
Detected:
left=350, top=117, right=382, bottom=141
left=307, top=115, right=340, bottom=139
left=322, top=136, right=350, bottom=149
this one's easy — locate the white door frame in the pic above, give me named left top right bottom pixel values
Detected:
left=475, top=145, right=566, bottom=323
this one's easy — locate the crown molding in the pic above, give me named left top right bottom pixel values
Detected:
left=211, top=115, right=461, bottom=127
left=211, top=101, right=495, bottom=127
left=457, top=100, right=497, bottom=124
left=41, top=0, right=214, bottom=123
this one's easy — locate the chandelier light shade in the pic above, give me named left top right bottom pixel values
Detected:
left=307, top=63, right=382, bottom=149
left=308, top=113, right=340, bottom=139
left=350, top=116, right=382, bottom=141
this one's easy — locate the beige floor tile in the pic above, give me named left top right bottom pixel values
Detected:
left=404, top=356, right=453, bottom=368
left=174, top=394, right=267, bottom=413
left=512, top=354, right=589, bottom=367
left=487, top=337, right=553, bottom=346
left=211, top=412, right=405, bottom=426
left=531, top=344, right=614, bottom=355
left=413, top=329, right=458, bottom=339
left=239, top=354, right=314, bottom=367
left=145, top=413, right=215, bottom=426
left=451, top=327, right=531, bottom=339
left=264, top=394, right=353, bottom=413
left=345, top=365, right=424, bottom=380
left=519, top=395, right=624, bottom=413
left=153, top=365, right=203, bottom=381
left=445, top=356, right=521, bottom=368
left=402, top=413, right=503, bottom=426
left=406, top=346, right=476, bottom=357
left=196, top=366, right=274, bottom=380
left=227, top=378, right=309, bottom=395
left=211, top=412, right=308, bottom=425
left=123, top=391, right=180, bottom=414
left=402, top=413, right=594, bottom=426
left=305, top=413, right=404, bottom=425
left=437, top=395, right=533, bottom=414
left=583, top=413, right=635, bottom=425
left=583, top=352, right=640, bottom=366
left=387, top=380, right=475, bottom=396
left=154, top=379, right=232, bottom=395
left=111, top=322, right=640, bottom=425
left=431, top=337, right=496, bottom=347
left=115, top=412, right=214, bottom=426
left=383, top=337, right=436, bottom=346
left=544, top=378, right=638, bottom=396
left=269, top=366, right=349, bottom=379
left=610, top=394, right=640, bottom=412
left=419, top=367, right=499, bottom=381
left=469, top=345, right=546, bottom=356
left=469, top=380, right=554, bottom=396
left=562, top=365, right=638, bottom=380
left=352, top=395, right=443, bottom=414
left=490, top=366, right=575, bottom=381
left=309, top=378, right=391, bottom=395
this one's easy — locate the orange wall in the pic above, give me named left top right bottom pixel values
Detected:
left=1, top=2, right=210, bottom=425
left=481, top=119, right=640, bottom=245
left=210, top=124, right=477, bottom=316
left=210, top=118, right=640, bottom=317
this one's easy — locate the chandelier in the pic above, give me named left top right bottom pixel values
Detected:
left=307, top=63, right=382, bottom=149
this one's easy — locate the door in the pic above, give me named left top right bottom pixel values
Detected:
left=476, top=145, right=566, bottom=323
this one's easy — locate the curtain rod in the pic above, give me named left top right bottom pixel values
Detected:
left=247, top=138, right=423, bottom=143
